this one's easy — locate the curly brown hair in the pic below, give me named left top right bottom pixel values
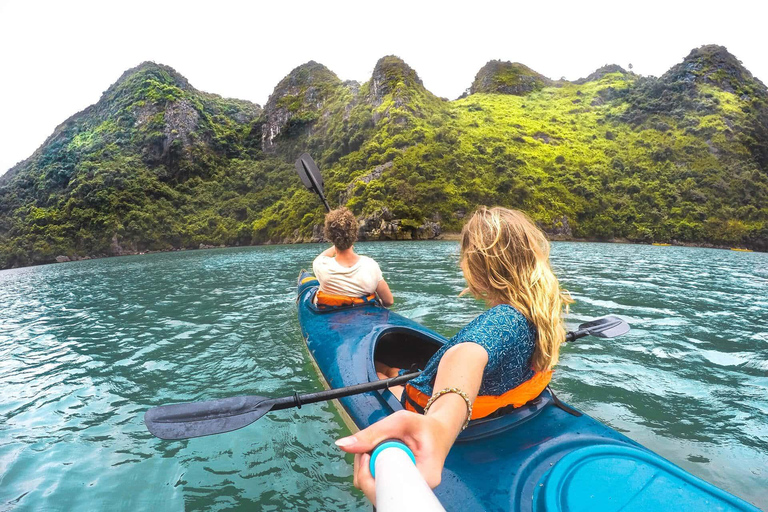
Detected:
left=324, top=207, right=358, bottom=250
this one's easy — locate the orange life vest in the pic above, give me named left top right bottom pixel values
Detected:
left=315, top=290, right=376, bottom=307
left=403, top=370, right=552, bottom=420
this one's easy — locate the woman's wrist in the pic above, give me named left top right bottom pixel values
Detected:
left=424, top=388, right=472, bottom=431
left=424, top=393, right=469, bottom=450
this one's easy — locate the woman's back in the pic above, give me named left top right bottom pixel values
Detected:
left=408, top=304, right=536, bottom=396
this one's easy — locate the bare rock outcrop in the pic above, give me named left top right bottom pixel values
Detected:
left=261, top=61, right=343, bottom=152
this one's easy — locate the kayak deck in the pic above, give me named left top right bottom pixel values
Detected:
left=296, top=273, right=759, bottom=512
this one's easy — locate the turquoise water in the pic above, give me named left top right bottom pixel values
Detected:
left=0, top=242, right=766, bottom=511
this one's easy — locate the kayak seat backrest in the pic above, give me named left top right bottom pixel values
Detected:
left=374, top=329, right=442, bottom=372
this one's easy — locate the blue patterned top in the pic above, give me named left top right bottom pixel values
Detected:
left=407, top=304, right=537, bottom=397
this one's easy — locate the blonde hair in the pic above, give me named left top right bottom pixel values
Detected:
left=460, top=207, right=572, bottom=372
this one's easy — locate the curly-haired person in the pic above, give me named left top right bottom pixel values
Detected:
left=312, top=207, right=394, bottom=307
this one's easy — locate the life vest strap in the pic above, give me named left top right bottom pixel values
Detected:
left=546, top=385, right=582, bottom=417
left=402, top=387, right=426, bottom=414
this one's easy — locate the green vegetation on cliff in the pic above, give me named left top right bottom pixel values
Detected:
left=469, top=60, right=553, bottom=95
left=1, top=45, right=767, bottom=268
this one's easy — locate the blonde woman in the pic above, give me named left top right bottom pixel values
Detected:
left=336, top=207, right=572, bottom=503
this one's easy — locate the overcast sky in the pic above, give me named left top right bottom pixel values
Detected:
left=1, top=0, right=766, bottom=177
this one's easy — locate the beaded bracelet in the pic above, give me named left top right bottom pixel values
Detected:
left=423, top=387, right=473, bottom=431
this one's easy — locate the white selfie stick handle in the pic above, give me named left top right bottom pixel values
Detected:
left=370, top=441, right=446, bottom=512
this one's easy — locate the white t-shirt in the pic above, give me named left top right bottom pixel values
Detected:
left=312, top=254, right=383, bottom=297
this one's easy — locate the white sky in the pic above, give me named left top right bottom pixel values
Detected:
left=1, top=0, right=766, bottom=177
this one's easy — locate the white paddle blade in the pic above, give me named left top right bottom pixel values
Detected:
left=373, top=444, right=445, bottom=512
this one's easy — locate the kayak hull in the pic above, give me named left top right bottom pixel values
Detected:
left=296, top=272, right=759, bottom=512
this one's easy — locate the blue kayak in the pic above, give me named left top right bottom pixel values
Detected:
left=296, top=272, right=759, bottom=512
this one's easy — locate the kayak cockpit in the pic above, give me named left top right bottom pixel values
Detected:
left=373, top=327, right=442, bottom=373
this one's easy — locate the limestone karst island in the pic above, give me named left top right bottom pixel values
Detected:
left=1, top=44, right=766, bottom=269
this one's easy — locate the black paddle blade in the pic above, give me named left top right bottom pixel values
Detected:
left=578, top=315, right=629, bottom=338
left=295, top=153, right=324, bottom=195
left=144, top=395, right=275, bottom=440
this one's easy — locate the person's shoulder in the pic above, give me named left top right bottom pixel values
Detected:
left=313, top=254, right=335, bottom=272
left=490, top=304, right=527, bottom=321
left=471, top=304, right=530, bottom=331
left=358, top=255, right=380, bottom=268
left=455, top=305, right=531, bottom=353
left=313, top=253, right=330, bottom=264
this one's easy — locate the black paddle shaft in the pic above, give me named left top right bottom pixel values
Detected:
left=271, top=370, right=422, bottom=410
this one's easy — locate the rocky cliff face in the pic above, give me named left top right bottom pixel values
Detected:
left=662, top=45, right=766, bottom=95
left=368, top=56, right=425, bottom=106
left=357, top=207, right=441, bottom=241
left=0, top=61, right=264, bottom=267
left=621, top=45, right=768, bottom=169
left=260, top=61, right=344, bottom=153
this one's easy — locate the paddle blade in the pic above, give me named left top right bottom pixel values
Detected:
left=578, top=315, right=629, bottom=338
left=295, top=153, right=324, bottom=195
left=144, top=395, right=275, bottom=440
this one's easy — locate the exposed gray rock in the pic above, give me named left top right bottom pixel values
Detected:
left=356, top=207, right=441, bottom=241
left=369, top=56, right=424, bottom=106
left=358, top=207, right=399, bottom=240
left=260, top=61, right=342, bottom=152
left=55, top=255, right=70, bottom=263
left=311, top=223, right=325, bottom=243
left=343, top=80, right=361, bottom=96
left=543, top=215, right=572, bottom=238
left=163, top=99, right=200, bottom=155
left=415, top=221, right=441, bottom=239
left=110, top=233, right=123, bottom=255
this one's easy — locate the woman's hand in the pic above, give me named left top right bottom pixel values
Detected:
left=336, top=410, right=455, bottom=503
left=337, top=343, right=488, bottom=505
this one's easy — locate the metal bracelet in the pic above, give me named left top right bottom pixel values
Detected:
left=423, top=387, right=473, bottom=431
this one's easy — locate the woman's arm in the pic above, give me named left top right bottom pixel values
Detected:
left=376, top=279, right=394, bottom=307
left=336, top=342, right=488, bottom=504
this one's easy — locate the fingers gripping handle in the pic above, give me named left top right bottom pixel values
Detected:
left=370, top=441, right=446, bottom=512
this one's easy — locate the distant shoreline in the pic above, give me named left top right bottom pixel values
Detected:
left=2, top=235, right=758, bottom=272
left=437, top=232, right=759, bottom=253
